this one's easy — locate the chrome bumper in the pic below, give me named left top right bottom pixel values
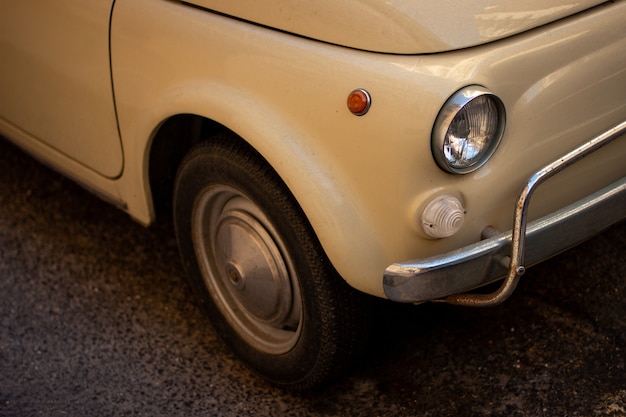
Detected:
left=383, top=121, right=626, bottom=306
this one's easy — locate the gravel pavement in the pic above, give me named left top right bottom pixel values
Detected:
left=1, top=136, right=625, bottom=416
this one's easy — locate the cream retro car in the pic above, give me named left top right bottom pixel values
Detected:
left=1, top=0, right=625, bottom=389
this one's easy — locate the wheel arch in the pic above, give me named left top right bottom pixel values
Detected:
left=148, top=114, right=229, bottom=220
left=143, top=108, right=388, bottom=297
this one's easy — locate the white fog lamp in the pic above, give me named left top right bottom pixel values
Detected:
left=432, top=86, right=505, bottom=174
left=420, top=193, right=465, bottom=239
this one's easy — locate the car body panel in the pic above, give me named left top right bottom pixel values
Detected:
left=110, top=0, right=626, bottom=297
left=187, top=0, right=607, bottom=53
left=0, top=0, right=123, bottom=179
left=0, top=0, right=624, bottom=300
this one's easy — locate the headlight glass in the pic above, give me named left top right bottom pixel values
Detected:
left=432, top=86, right=505, bottom=174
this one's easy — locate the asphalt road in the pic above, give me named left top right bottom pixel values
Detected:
left=1, top=136, right=625, bottom=417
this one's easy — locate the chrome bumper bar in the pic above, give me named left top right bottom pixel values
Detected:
left=383, top=121, right=626, bottom=306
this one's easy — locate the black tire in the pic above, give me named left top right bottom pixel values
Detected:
left=173, top=135, right=371, bottom=390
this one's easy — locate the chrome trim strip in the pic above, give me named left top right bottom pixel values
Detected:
left=384, top=121, right=626, bottom=306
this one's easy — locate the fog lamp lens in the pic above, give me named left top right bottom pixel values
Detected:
left=432, top=86, right=505, bottom=174
left=420, top=194, right=465, bottom=239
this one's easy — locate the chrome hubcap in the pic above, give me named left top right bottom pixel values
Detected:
left=192, top=185, right=302, bottom=354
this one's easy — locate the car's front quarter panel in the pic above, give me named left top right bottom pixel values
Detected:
left=111, top=0, right=626, bottom=298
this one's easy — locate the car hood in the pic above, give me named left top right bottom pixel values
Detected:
left=188, top=0, right=606, bottom=54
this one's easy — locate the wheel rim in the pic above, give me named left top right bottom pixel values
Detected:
left=192, top=184, right=303, bottom=354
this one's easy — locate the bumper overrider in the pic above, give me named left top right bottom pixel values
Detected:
left=383, top=121, right=626, bottom=306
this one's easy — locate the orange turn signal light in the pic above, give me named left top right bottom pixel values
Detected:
left=347, top=89, right=371, bottom=116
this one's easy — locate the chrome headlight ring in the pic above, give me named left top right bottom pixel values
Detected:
left=432, top=86, right=506, bottom=174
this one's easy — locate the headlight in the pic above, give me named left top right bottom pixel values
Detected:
left=432, top=86, right=505, bottom=174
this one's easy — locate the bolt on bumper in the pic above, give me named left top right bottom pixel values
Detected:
left=383, top=121, right=626, bottom=307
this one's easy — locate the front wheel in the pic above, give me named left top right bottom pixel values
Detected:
left=173, top=135, right=371, bottom=390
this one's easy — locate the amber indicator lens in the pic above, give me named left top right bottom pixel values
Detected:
left=347, top=89, right=371, bottom=116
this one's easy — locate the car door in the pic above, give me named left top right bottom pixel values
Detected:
left=0, top=0, right=123, bottom=178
